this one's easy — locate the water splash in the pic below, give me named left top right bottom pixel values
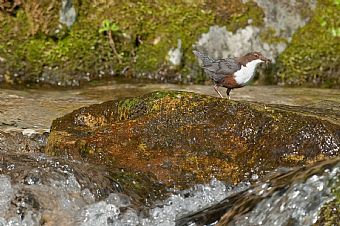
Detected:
left=231, top=165, right=339, bottom=226
left=0, top=171, right=246, bottom=226
left=0, top=155, right=338, bottom=226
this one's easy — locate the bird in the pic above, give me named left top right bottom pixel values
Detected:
left=193, top=49, right=271, bottom=99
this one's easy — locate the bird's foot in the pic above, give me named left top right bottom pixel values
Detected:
left=213, top=85, right=224, bottom=98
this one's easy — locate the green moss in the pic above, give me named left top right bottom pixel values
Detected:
left=314, top=172, right=340, bottom=225
left=116, top=1, right=215, bottom=73
left=117, top=98, right=141, bottom=120
left=260, top=27, right=288, bottom=44
left=275, top=0, right=340, bottom=87
left=2, top=17, right=115, bottom=83
left=10, top=0, right=338, bottom=87
left=116, top=91, right=194, bottom=120
left=204, top=0, right=264, bottom=32
left=226, top=1, right=264, bottom=32
left=0, top=1, right=117, bottom=84
left=0, top=0, right=267, bottom=86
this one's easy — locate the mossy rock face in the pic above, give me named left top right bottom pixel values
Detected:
left=0, top=0, right=112, bottom=86
left=0, top=0, right=264, bottom=86
left=46, top=91, right=340, bottom=189
left=274, top=0, right=340, bottom=88
left=1, top=0, right=338, bottom=87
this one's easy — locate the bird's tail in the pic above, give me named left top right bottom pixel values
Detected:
left=193, top=49, right=213, bottom=66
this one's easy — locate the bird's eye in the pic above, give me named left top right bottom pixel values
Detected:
left=254, top=53, right=259, bottom=58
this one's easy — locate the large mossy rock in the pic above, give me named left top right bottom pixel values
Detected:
left=46, top=91, right=340, bottom=189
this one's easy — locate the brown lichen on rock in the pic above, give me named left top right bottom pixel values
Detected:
left=46, top=91, right=340, bottom=188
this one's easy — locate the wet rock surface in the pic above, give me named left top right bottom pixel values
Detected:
left=0, top=87, right=339, bottom=225
left=0, top=131, right=47, bottom=153
left=0, top=150, right=168, bottom=225
left=46, top=91, right=340, bottom=188
left=0, top=153, right=135, bottom=225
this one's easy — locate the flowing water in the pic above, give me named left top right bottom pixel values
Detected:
left=0, top=82, right=340, bottom=225
left=1, top=81, right=340, bottom=134
left=0, top=152, right=338, bottom=226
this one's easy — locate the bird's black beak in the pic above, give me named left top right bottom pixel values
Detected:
left=260, top=56, right=271, bottom=64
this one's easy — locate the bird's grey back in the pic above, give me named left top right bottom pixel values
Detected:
left=193, top=50, right=241, bottom=83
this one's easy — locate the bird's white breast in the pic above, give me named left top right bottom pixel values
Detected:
left=234, top=59, right=263, bottom=85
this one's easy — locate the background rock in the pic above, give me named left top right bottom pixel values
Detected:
left=196, top=0, right=316, bottom=61
left=59, top=0, right=76, bottom=28
left=275, top=0, right=340, bottom=87
left=0, top=0, right=338, bottom=87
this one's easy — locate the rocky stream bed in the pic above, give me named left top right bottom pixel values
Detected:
left=0, top=83, right=339, bottom=225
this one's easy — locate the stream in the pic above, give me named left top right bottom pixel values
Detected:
left=1, top=82, right=340, bottom=134
left=0, top=82, right=339, bottom=226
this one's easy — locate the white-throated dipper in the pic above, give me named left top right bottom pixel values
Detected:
left=193, top=50, right=271, bottom=99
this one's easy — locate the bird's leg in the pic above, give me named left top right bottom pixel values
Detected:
left=213, top=84, right=223, bottom=98
left=226, top=88, right=232, bottom=100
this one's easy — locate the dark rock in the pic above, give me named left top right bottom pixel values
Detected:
left=0, top=131, right=47, bottom=154
left=0, top=152, right=158, bottom=225
left=176, top=156, right=340, bottom=226
left=0, top=153, right=131, bottom=202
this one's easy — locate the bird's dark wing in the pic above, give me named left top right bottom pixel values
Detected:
left=202, top=58, right=241, bottom=82
left=193, top=50, right=214, bottom=66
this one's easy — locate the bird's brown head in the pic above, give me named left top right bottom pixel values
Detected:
left=239, top=52, right=271, bottom=66
left=248, top=52, right=271, bottom=63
